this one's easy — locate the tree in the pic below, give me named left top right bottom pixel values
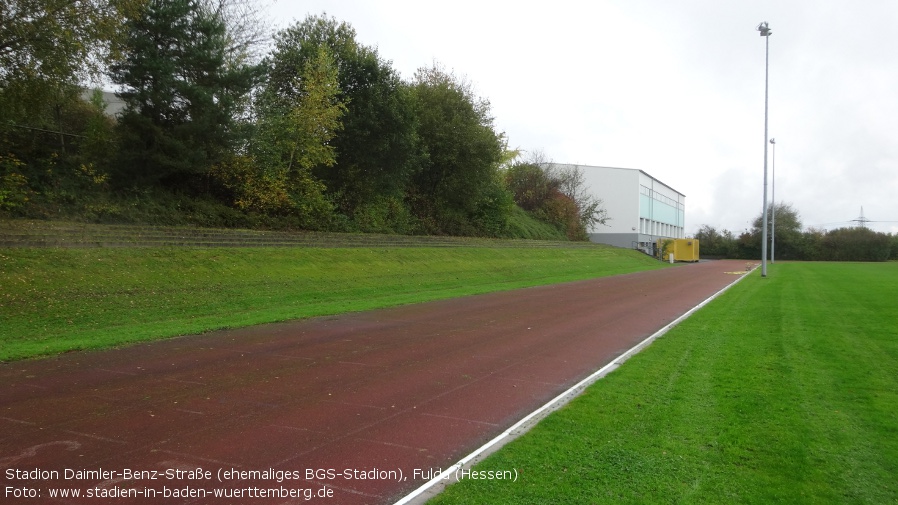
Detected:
left=200, top=0, right=271, bottom=132
left=110, top=0, right=260, bottom=187
left=409, top=64, right=509, bottom=235
left=801, top=227, right=827, bottom=261
left=504, top=154, right=607, bottom=240
left=554, top=164, right=608, bottom=237
left=213, top=46, right=345, bottom=223
left=749, top=202, right=804, bottom=260
left=820, top=227, right=891, bottom=262
left=505, top=161, right=555, bottom=212
left=694, top=225, right=737, bottom=258
left=0, top=0, right=141, bottom=193
left=266, top=15, right=419, bottom=218
left=202, top=0, right=270, bottom=67
left=0, top=0, right=139, bottom=124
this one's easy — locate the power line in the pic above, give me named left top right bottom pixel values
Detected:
left=851, top=207, right=869, bottom=228
left=3, top=122, right=88, bottom=139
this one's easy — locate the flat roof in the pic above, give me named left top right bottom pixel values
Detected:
left=549, top=164, right=686, bottom=197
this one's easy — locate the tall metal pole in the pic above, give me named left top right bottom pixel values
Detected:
left=770, top=138, right=776, bottom=263
left=758, top=22, right=771, bottom=277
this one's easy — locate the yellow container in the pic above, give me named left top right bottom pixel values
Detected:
left=657, top=238, right=700, bottom=262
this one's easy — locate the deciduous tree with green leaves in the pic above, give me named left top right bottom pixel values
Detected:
left=0, top=0, right=140, bottom=124
left=409, top=64, right=509, bottom=236
left=214, top=46, right=346, bottom=224
left=748, top=202, right=804, bottom=260
left=820, top=227, right=892, bottom=262
left=0, top=0, right=141, bottom=197
left=694, top=224, right=737, bottom=258
left=266, top=15, right=419, bottom=220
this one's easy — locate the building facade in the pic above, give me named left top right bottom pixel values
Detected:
left=555, top=165, right=686, bottom=253
left=80, top=89, right=127, bottom=117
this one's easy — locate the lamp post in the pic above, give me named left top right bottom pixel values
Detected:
left=758, top=21, right=772, bottom=277
left=770, top=138, right=776, bottom=263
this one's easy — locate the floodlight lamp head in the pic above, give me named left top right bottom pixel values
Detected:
left=770, top=138, right=775, bottom=144
left=757, top=21, right=771, bottom=36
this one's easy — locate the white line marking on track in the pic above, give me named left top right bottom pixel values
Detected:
left=393, top=265, right=757, bottom=505
left=63, top=430, right=128, bottom=444
left=0, top=416, right=36, bottom=425
left=419, top=413, right=499, bottom=427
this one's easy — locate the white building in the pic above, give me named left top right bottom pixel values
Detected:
left=555, top=164, right=686, bottom=253
left=81, top=89, right=127, bottom=117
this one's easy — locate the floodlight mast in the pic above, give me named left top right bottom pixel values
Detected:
left=770, top=138, right=776, bottom=263
left=758, top=21, right=771, bottom=277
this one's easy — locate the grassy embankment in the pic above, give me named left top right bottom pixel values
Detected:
left=0, top=244, right=663, bottom=361
left=428, top=262, right=898, bottom=504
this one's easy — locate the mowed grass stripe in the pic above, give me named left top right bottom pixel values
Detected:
left=0, top=245, right=663, bottom=361
left=428, top=262, right=898, bottom=504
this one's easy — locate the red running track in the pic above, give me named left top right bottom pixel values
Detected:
left=0, top=260, right=749, bottom=504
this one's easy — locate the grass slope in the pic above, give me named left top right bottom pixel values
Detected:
left=429, top=262, right=898, bottom=504
left=0, top=245, right=662, bottom=361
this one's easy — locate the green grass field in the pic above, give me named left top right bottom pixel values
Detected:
left=0, top=245, right=663, bottom=361
left=428, top=262, right=898, bottom=504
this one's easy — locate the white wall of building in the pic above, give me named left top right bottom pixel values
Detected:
left=80, top=89, right=127, bottom=117
left=551, top=164, right=686, bottom=250
left=578, top=165, right=639, bottom=234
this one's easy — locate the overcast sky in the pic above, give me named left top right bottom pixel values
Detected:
left=266, top=0, right=898, bottom=235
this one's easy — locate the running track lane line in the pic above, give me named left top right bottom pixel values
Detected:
left=394, top=264, right=759, bottom=505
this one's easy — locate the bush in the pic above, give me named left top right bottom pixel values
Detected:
left=503, top=206, right=568, bottom=240
left=504, top=160, right=604, bottom=241
left=695, top=222, right=894, bottom=262
left=351, top=196, right=417, bottom=235
left=0, top=154, right=30, bottom=211
left=821, top=227, right=891, bottom=262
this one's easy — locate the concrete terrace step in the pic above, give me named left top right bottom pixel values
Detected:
left=0, top=220, right=596, bottom=249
